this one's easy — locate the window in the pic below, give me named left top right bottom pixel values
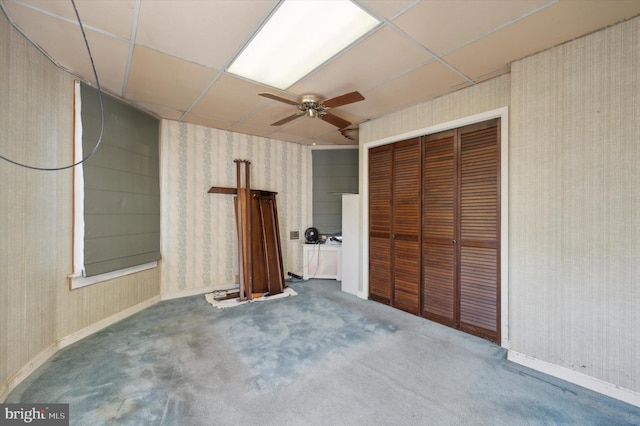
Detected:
left=70, top=81, right=160, bottom=289
left=312, top=148, right=359, bottom=236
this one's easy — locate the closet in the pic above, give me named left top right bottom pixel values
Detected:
left=369, top=119, right=500, bottom=343
left=369, top=139, right=421, bottom=315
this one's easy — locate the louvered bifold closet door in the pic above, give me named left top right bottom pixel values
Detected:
left=369, top=145, right=392, bottom=304
left=392, top=138, right=421, bottom=314
left=422, top=131, right=457, bottom=326
left=459, top=120, right=500, bottom=342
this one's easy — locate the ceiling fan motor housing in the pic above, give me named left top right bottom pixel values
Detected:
left=297, top=94, right=327, bottom=118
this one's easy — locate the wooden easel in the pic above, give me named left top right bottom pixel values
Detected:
left=235, top=159, right=252, bottom=300
left=208, top=160, right=284, bottom=300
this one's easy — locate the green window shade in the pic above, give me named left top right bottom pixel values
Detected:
left=312, top=149, right=359, bottom=235
left=80, top=82, right=160, bottom=277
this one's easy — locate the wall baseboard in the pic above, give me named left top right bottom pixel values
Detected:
left=1, top=295, right=160, bottom=402
left=56, top=296, right=160, bottom=349
left=0, top=344, right=58, bottom=402
left=508, top=350, right=640, bottom=408
left=161, top=285, right=230, bottom=301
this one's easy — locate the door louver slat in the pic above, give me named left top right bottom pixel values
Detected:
left=392, top=139, right=421, bottom=314
left=369, top=145, right=392, bottom=303
left=459, top=124, right=499, bottom=341
left=423, top=133, right=456, bottom=323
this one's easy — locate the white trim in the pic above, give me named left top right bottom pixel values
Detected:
left=72, top=80, right=85, bottom=279
left=360, top=107, right=510, bottom=346
left=508, top=350, right=640, bottom=408
left=1, top=295, right=159, bottom=403
left=304, top=147, right=313, bottom=232
left=311, top=145, right=358, bottom=150
left=499, top=108, right=510, bottom=349
left=69, top=261, right=158, bottom=289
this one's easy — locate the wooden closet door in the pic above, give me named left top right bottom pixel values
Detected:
left=369, top=145, right=392, bottom=304
left=422, top=130, right=457, bottom=326
left=421, top=119, right=500, bottom=343
left=392, top=138, right=421, bottom=314
left=458, top=121, right=500, bottom=342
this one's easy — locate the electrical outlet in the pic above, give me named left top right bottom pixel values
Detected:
left=290, top=231, right=299, bottom=240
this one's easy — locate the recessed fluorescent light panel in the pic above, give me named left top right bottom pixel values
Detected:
left=227, top=0, right=380, bottom=90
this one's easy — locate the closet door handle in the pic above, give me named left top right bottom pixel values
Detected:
left=451, top=239, right=457, bottom=244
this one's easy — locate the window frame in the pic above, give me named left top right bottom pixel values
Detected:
left=69, top=81, right=158, bottom=289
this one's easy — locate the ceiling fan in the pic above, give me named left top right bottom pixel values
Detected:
left=259, top=91, right=364, bottom=130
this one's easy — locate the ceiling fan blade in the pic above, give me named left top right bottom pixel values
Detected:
left=259, top=93, right=299, bottom=106
left=322, top=91, right=365, bottom=108
left=340, top=128, right=359, bottom=141
left=271, top=113, right=303, bottom=126
left=321, top=113, right=351, bottom=129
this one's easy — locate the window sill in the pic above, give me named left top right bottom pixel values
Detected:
left=68, top=261, right=158, bottom=290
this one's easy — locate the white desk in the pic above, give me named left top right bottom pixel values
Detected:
left=303, top=244, right=342, bottom=280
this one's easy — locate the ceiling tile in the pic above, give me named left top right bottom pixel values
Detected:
left=236, top=101, right=302, bottom=129
left=443, top=0, right=640, bottom=81
left=315, top=130, right=358, bottom=146
left=5, top=2, right=128, bottom=94
left=392, top=0, right=552, bottom=56
left=9, top=0, right=135, bottom=39
left=228, top=122, right=274, bottom=138
left=358, top=0, right=416, bottom=20
left=189, top=74, right=274, bottom=123
left=134, top=102, right=184, bottom=121
left=266, top=130, right=306, bottom=145
left=441, top=37, right=531, bottom=82
left=135, top=0, right=276, bottom=70
left=347, top=61, right=468, bottom=118
left=126, top=45, right=217, bottom=111
left=182, top=113, right=235, bottom=132
left=291, top=26, right=433, bottom=96
left=274, top=116, right=340, bottom=141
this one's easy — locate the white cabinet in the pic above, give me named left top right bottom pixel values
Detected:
left=303, top=244, right=341, bottom=280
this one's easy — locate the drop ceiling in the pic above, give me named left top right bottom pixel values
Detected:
left=2, top=0, right=639, bottom=146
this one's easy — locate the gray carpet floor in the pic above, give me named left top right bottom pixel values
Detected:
left=6, top=280, right=640, bottom=425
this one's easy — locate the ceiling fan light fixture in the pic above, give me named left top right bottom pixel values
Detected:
left=227, top=0, right=380, bottom=90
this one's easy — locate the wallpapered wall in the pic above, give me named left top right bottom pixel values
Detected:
left=359, top=16, right=639, bottom=396
left=360, top=74, right=510, bottom=144
left=0, top=13, right=159, bottom=400
left=509, top=16, right=639, bottom=394
left=159, top=120, right=312, bottom=298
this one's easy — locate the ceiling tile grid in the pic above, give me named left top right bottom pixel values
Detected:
left=126, top=45, right=218, bottom=112
left=2, top=0, right=639, bottom=145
